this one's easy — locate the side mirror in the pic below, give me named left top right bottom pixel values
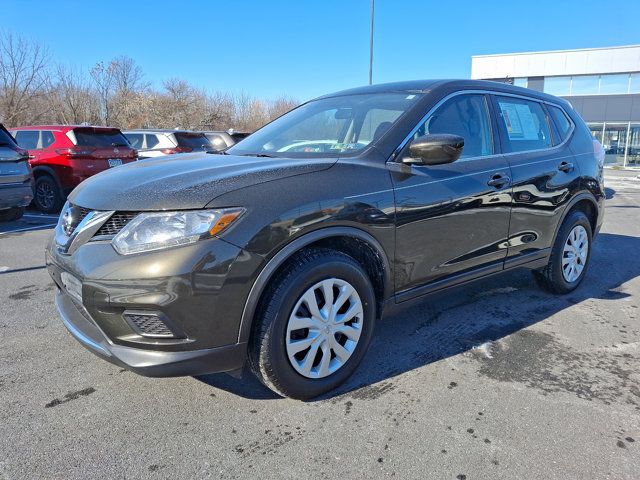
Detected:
left=403, top=134, right=464, bottom=166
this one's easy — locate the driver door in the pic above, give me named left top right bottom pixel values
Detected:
left=390, top=93, right=513, bottom=299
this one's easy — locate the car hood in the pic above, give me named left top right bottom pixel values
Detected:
left=68, top=153, right=337, bottom=211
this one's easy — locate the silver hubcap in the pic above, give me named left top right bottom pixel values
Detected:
left=285, top=278, right=364, bottom=379
left=562, top=225, right=589, bottom=283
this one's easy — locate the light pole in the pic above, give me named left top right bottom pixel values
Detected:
left=369, top=0, right=374, bottom=85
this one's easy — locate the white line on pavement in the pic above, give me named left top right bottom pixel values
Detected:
left=0, top=224, right=56, bottom=235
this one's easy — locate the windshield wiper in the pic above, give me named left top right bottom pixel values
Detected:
left=240, top=153, right=278, bottom=158
left=111, top=143, right=129, bottom=147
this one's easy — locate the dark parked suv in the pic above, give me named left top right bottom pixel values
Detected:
left=46, top=80, right=605, bottom=399
left=0, top=124, right=33, bottom=221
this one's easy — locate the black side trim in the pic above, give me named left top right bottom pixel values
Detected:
left=395, top=261, right=503, bottom=303
left=395, top=248, right=551, bottom=304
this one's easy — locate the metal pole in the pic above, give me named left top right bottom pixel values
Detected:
left=369, top=0, right=374, bottom=85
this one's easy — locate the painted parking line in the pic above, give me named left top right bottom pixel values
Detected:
left=23, top=214, right=59, bottom=220
left=0, top=224, right=57, bottom=235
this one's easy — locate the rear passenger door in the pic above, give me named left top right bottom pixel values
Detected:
left=491, top=95, right=580, bottom=266
left=391, top=93, right=513, bottom=298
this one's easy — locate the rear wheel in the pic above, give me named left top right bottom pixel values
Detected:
left=249, top=248, right=376, bottom=400
left=34, top=175, right=64, bottom=213
left=0, top=207, right=24, bottom=222
left=533, top=210, right=592, bottom=293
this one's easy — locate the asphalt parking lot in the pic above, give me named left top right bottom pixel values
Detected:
left=1, top=170, right=639, bottom=479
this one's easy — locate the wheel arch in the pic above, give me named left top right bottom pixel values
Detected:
left=237, top=227, right=393, bottom=344
left=552, top=192, right=599, bottom=245
left=32, top=166, right=63, bottom=190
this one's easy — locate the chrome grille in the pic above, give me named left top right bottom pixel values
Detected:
left=95, top=212, right=138, bottom=237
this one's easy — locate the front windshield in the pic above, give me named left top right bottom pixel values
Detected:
left=228, top=92, right=422, bottom=158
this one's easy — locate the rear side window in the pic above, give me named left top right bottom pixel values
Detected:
left=125, top=133, right=143, bottom=149
left=145, top=134, right=159, bottom=149
left=41, top=131, right=55, bottom=148
left=495, top=96, right=552, bottom=153
left=74, top=129, right=129, bottom=147
left=414, top=94, right=494, bottom=159
left=174, top=133, right=213, bottom=150
left=547, top=105, right=572, bottom=143
left=14, top=130, right=39, bottom=150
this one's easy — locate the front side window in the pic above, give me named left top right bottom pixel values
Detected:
left=495, top=96, right=552, bottom=153
left=14, top=130, right=39, bottom=150
left=412, top=94, right=493, bottom=159
left=228, top=93, right=422, bottom=158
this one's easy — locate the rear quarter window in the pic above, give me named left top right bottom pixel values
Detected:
left=145, top=134, right=159, bottom=149
left=495, top=96, right=553, bottom=153
left=41, top=131, right=56, bottom=148
left=548, top=105, right=573, bottom=143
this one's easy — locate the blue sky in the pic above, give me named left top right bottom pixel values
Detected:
left=3, top=0, right=640, bottom=101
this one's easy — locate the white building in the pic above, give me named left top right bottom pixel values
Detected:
left=472, top=45, right=640, bottom=167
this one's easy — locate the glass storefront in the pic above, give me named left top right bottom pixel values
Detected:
left=588, top=122, right=640, bottom=168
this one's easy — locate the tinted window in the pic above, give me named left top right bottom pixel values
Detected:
left=145, top=134, right=159, bottom=149
left=414, top=94, right=493, bottom=159
left=14, top=130, right=39, bottom=150
left=495, top=96, right=552, bottom=153
left=548, top=105, right=572, bottom=142
left=205, top=134, right=227, bottom=151
left=41, top=131, right=55, bottom=148
left=125, top=133, right=143, bottom=149
left=173, top=133, right=213, bottom=151
left=74, top=129, right=129, bottom=147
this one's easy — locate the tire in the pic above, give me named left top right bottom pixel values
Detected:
left=533, top=209, right=592, bottom=294
left=249, top=248, right=376, bottom=400
left=34, top=175, right=64, bottom=213
left=0, top=207, right=25, bottom=222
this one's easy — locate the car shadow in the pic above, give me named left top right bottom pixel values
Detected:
left=195, top=232, right=640, bottom=401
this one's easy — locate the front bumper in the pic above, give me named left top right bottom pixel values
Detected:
left=46, top=234, right=264, bottom=377
left=55, top=291, right=247, bottom=376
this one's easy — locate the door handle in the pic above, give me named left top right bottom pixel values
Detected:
left=558, top=161, right=574, bottom=172
left=487, top=173, right=510, bottom=188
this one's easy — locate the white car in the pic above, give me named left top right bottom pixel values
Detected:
left=123, top=130, right=214, bottom=159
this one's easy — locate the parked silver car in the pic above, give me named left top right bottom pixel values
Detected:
left=123, top=129, right=215, bottom=159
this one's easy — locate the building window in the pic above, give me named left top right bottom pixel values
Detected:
left=628, top=124, right=640, bottom=166
left=570, top=75, right=599, bottom=95
left=603, top=123, right=628, bottom=167
left=599, top=74, right=630, bottom=94
left=543, top=76, right=571, bottom=96
left=513, top=77, right=528, bottom=88
left=629, top=73, right=640, bottom=94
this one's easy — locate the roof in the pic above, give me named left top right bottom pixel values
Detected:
left=315, top=79, right=567, bottom=104
left=9, top=125, right=120, bottom=131
left=472, top=44, right=640, bottom=58
left=123, top=129, right=203, bottom=134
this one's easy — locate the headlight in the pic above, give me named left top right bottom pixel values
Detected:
left=112, top=208, right=244, bottom=255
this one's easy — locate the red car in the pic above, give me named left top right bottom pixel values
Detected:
left=9, top=125, right=137, bottom=212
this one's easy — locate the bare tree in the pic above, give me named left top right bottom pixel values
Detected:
left=49, top=65, right=100, bottom=125
left=90, top=61, right=116, bottom=125
left=0, top=32, right=50, bottom=126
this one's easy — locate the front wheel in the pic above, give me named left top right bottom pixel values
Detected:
left=249, top=248, right=376, bottom=400
left=533, top=210, right=592, bottom=294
